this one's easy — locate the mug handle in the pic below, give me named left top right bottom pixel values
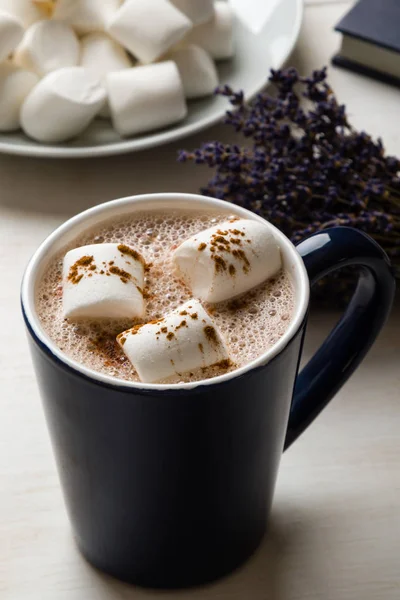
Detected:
left=284, top=227, right=396, bottom=450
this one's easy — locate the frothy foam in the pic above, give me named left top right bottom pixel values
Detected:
left=36, top=210, right=295, bottom=384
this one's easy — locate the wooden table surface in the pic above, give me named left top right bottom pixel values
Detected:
left=1, top=1, right=399, bottom=598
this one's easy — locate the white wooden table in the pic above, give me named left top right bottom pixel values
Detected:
left=1, top=2, right=400, bottom=598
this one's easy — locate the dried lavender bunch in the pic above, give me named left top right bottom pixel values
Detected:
left=179, top=67, right=400, bottom=303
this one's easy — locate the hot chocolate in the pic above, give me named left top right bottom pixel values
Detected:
left=36, top=209, right=295, bottom=384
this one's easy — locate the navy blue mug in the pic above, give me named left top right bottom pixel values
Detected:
left=21, top=194, right=395, bottom=589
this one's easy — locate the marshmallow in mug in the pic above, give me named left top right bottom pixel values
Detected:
left=107, top=61, right=187, bottom=137
left=63, top=243, right=146, bottom=320
left=184, top=1, right=234, bottom=60
left=0, top=10, right=24, bottom=63
left=14, top=21, right=80, bottom=77
left=0, top=0, right=42, bottom=27
left=53, top=0, right=120, bottom=35
left=80, top=32, right=133, bottom=119
left=166, top=45, right=218, bottom=99
left=170, top=0, right=214, bottom=26
left=173, top=219, right=282, bottom=303
left=117, top=299, right=230, bottom=383
left=0, top=63, right=38, bottom=132
left=108, top=0, right=192, bottom=64
left=21, top=67, right=106, bottom=143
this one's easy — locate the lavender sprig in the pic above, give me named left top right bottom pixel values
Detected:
left=179, top=67, right=400, bottom=303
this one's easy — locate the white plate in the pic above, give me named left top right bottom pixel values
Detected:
left=0, top=0, right=303, bottom=159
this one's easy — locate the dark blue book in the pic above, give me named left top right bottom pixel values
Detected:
left=332, top=0, right=400, bottom=88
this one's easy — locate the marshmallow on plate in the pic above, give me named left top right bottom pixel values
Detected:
left=173, top=219, right=282, bottom=303
left=185, top=1, right=234, bottom=60
left=0, top=0, right=42, bottom=27
left=108, top=0, right=192, bottom=64
left=117, top=299, right=230, bottom=383
left=14, top=21, right=80, bottom=77
left=0, top=63, right=38, bottom=131
left=81, top=32, right=132, bottom=119
left=170, top=0, right=214, bottom=26
left=63, top=243, right=146, bottom=320
left=166, top=44, right=218, bottom=99
left=107, top=61, right=187, bottom=137
left=21, top=66, right=106, bottom=143
left=0, top=10, right=24, bottom=63
left=53, top=0, right=120, bottom=35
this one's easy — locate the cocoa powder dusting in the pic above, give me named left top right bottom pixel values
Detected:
left=109, top=265, right=131, bottom=283
left=213, top=236, right=229, bottom=245
left=212, top=359, right=232, bottom=370
left=128, top=324, right=144, bottom=335
left=118, top=244, right=146, bottom=265
left=232, top=249, right=250, bottom=268
left=117, top=335, right=127, bottom=346
left=167, top=332, right=175, bottom=341
left=91, top=333, right=123, bottom=363
left=204, top=325, right=219, bottom=346
left=68, top=255, right=94, bottom=284
left=76, top=255, right=93, bottom=267
left=213, top=255, right=227, bottom=273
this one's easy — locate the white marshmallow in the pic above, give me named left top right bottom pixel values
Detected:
left=53, top=0, right=120, bottom=35
left=185, top=1, right=234, bottom=60
left=0, top=0, right=42, bottom=27
left=21, top=66, right=106, bottom=143
left=0, top=11, right=24, bottom=63
left=14, top=21, right=80, bottom=77
left=63, top=243, right=146, bottom=320
left=107, top=61, right=187, bottom=137
left=0, top=63, right=38, bottom=132
left=81, top=32, right=132, bottom=119
left=166, top=44, right=218, bottom=99
left=170, top=0, right=214, bottom=25
left=173, top=219, right=282, bottom=303
left=108, top=0, right=192, bottom=64
left=117, top=299, right=229, bottom=383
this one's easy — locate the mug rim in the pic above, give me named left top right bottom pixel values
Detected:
left=21, top=193, right=310, bottom=391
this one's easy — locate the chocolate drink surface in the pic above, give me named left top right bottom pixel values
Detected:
left=36, top=209, right=295, bottom=384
